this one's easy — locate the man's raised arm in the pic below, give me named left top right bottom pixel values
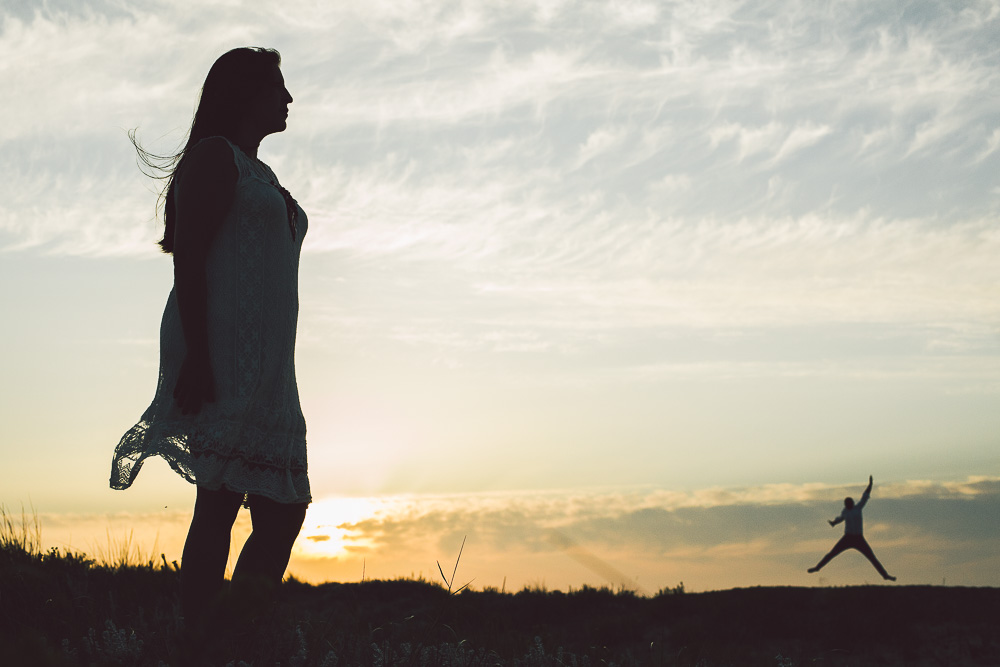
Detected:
left=857, top=474, right=873, bottom=509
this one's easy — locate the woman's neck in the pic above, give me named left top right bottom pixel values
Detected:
left=230, top=126, right=264, bottom=159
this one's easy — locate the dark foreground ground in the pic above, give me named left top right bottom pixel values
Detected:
left=2, top=542, right=998, bottom=666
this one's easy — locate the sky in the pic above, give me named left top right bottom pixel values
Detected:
left=1, top=0, right=999, bottom=592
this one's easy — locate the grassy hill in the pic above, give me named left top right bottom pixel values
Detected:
left=2, top=516, right=998, bottom=666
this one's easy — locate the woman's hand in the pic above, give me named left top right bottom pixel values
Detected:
left=173, top=352, right=216, bottom=414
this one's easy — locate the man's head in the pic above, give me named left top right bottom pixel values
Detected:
left=844, top=497, right=855, bottom=509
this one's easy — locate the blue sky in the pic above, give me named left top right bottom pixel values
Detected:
left=1, top=0, right=998, bottom=591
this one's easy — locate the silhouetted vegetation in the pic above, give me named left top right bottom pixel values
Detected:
left=3, top=507, right=999, bottom=665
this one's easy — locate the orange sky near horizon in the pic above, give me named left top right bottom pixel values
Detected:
left=15, top=475, right=1000, bottom=593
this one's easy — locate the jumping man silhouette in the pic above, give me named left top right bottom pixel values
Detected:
left=808, top=475, right=896, bottom=581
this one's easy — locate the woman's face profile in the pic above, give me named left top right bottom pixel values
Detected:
left=248, top=64, right=293, bottom=137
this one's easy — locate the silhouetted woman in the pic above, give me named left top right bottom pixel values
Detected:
left=808, top=475, right=895, bottom=581
left=110, top=47, right=310, bottom=639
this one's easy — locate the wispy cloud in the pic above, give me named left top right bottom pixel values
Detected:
left=771, top=123, right=832, bottom=164
left=6, top=0, right=999, bottom=253
left=293, top=476, right=1000, bottom=590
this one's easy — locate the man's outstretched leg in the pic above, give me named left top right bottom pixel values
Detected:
left=854, top=537, right=896, bottom=581
left=808, top=535, right=851, bottom=573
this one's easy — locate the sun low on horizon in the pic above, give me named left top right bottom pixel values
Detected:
left=2, top=0, right=999, bottom=593
left=295, top=496, right=388, bottom=560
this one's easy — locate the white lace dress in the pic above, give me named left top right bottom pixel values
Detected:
left=111, top=137, right=310, bottom=504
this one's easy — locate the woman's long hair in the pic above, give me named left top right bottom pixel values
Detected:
left=130, top=47, right=281, bottom=254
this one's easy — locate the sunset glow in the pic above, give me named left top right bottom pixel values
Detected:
left=296, top=496, right=388, bottom=559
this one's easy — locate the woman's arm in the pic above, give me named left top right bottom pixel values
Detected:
left=171, top=137, right=237, bottom=414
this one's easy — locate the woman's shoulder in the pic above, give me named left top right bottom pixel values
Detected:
left=177, top=137, right=238, bottom=188
left=186, top=136, right=238, bottom=166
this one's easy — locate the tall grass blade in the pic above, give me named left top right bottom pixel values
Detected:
left=436, top=560, right=450, bottom=588
left=450, top=535, right=466, bottom=588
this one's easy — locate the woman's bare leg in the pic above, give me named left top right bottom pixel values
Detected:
left=180, top=486, right=243, bottom=627
left=232, top=494, right=308, bottom=590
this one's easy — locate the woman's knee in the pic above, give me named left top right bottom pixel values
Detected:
left=192, top=485, right=244, bottom=527
left=247, top=495, right=307, bottom=538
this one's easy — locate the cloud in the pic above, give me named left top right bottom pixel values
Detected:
left=575, top=126, right=629, bottom=169
left=307, top=476, right=1000, bottom=552
left=305, top=209, right=1000, bottom=333
left=5, top=0, right=999, bottom=268
left=291, top=476, right=1000, bottom=590
left=709, top=122, right=785, bottom=162
left=771, top=123, right=832, bottom=163
left=975, top=127, right=1000, bottom=162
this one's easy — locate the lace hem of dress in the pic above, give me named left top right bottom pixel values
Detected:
left=111, top=418, right=311, bottom=505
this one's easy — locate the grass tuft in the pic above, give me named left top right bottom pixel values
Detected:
left=436, top=534, right=474, bottom=595
left=0, top=503, right=42, bottom=556
left=94, top=527, right=162, bottom=570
